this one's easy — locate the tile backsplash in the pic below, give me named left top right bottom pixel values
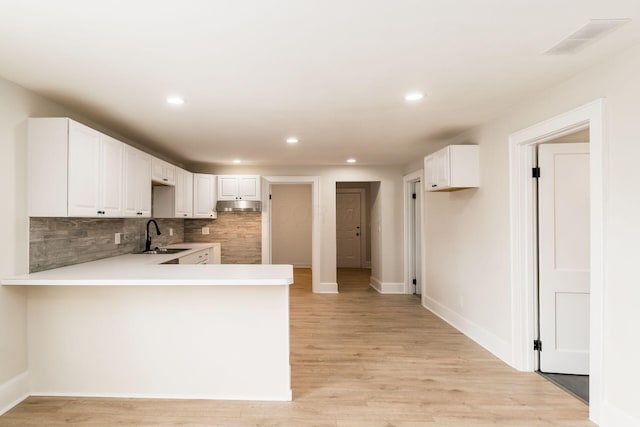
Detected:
left=29, top=212, right=262, bottom=272
left=184, top=212, right=262, bottom=264
left=29, top=217, right=184, bottom=272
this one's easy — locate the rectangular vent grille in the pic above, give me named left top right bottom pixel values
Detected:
left=545, top=18, right=631, bottom=55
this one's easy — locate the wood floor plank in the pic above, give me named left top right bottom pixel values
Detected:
left=0, top=268, right=592, bottom=426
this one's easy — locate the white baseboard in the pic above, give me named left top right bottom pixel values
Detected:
left=601, top=401, right=639, bottom=427
left=370, top=277, right=406, bottom=294
left=315, top=282, right=338, bottom=293
left=293, top=264, right=312, bottom=269
left=29, top=389, right=292, bottom=402
left=0, top=371, right=29, bottom=416
left=422, top=295, right=511, bottom=364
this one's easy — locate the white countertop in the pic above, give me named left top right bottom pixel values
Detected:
left=1, top=243, right=293, bottom=286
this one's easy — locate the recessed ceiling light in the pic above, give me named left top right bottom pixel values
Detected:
left=232, top=159, right=241, bottom=164
left=404, top=92, right=424, bottom=102
left=166, top=96, right=184, bottom=105
left=347, top=158, right=357, bottom=164
left=286, top=137, right=299, bottom=144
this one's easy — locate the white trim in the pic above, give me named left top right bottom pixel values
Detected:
left=0, top=371, right=29, bottom=416
left=423, top=297, right=511, bottom=363
left=601, top=401, right=640, bottom=427
left=508, top=99, right=605, bottom=424
left=403, top=170, right=424, bottom=295
left=369, top=276, right=405, bottom=294
left=29, top=389, right=292, bottom=402
left=336, top=187, right=367, bottom=268
left=316, top=282, right=338, bottom=293
left=262, top=176, right=321, bottom=293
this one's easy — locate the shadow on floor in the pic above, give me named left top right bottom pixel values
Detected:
left=538, top=371, right=589, bottom=404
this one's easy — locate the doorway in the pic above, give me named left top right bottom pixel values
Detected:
left=403, top=170, right=424, bottom=295
left=271, top=184, right=312, bottom=268
left=535, top=136, right=590, bottom=403
left=509, top=99, right=605, bottom=423
left=336, top=182, right=373, bottom=290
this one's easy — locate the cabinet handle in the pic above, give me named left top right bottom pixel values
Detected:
left=163, top=178, right=168, bottom=182
left=184, top=214, right=188, bottom=217
left=431, top=184, right=437, bottom=188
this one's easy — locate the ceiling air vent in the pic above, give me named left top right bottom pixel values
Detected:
left=545, top=18, right=631, bottom=55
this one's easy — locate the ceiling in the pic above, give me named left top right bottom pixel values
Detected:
left=0, top=0, right=639, bottom=166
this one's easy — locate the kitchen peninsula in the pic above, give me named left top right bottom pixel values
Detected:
left=1, top=244, right=294, bottom=402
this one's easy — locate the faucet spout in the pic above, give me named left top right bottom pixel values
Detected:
left=145, top=219, right=162, bottom=252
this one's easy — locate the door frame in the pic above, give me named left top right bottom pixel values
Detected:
left=508, top=99, right=605, bottom=423
left=262, top=176, right=320, bottom=293
left=403, top=170, right=425, bottom=295
left=336, top=187, right=367, bottom=268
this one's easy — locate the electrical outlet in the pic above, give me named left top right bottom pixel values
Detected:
left=114, top=233, right=121, bottom=245
left=202, top=227, right=210, bottom=235
left=169, top=228, right=174, bottom=236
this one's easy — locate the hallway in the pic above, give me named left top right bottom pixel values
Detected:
left=0, top=268, right=591, bottom=426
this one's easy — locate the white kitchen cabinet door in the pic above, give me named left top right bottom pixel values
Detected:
left=217, top=175, right=261, bottom=200
left=193, top=174, right=217, bottom=218
left=174, top=168, right=193, bottom=218
left=99, top=135, right=124, bottom=217
left=151, top=157, right=176, bottom=185
left=239, top=176, right=260, bottom=200
left=123, top=146, right=152, bottom=217
left=68, top=123, right=123, bottom=217
left=424, top=145, right=479, bottom=192
left=67, top=121, right=102, bottom=217
left=218, top=176, right=240, bottom=200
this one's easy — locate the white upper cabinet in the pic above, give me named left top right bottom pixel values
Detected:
left=67, top=122, right=123, bottom=217
left=151, top=157, right=176, bottom=185
left=153, top=167, right=193, bottom=218
left=175, top=167, right=193, bottom=218
left=217, top=175, right=261, bottom=201
left=123, top=145, right=152, bottom=217
left=193, top=174, right=217, bottom=218
left=424, top=145, right=480, bottom=192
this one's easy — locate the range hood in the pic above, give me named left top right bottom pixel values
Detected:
left=216, top=200, right=262, bottom=212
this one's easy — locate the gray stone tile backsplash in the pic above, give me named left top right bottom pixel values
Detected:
left=29, top=212, right=262, bottom=272
left=184, top=213, right=262, bottom=264
left=29, top=218, right=184, bottom=272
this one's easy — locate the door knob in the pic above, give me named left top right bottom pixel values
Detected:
left=356, top=233, right=360, bottom=237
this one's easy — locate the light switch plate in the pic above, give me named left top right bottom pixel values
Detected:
left=114, top=233, right=121, bottom=245
left=169, top=228, right=174, bottom=236
left=202, top=227, right=210, bottom=235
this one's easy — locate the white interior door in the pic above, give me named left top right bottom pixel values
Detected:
left=538, top=142, right=590, bottom=375
left=336, top=192, right=361, bottom=268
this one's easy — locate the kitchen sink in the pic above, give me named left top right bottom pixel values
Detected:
left=137, top=248, right=189, bottom=255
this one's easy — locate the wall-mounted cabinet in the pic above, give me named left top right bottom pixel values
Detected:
left=29, top=118, right=125, bottom=217
left=424, top=145, right=480, bottom=192
left=217, top=175, right=261, bottom=201
left=193, top=174, right=217, bottom=218
left=153, top=167, right=193, bottom=218
left=151, top=157, right=176, bottom=185
left=123, top=146, right=152, bottom=217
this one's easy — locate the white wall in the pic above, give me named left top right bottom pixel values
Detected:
left=412, top=42, right=640, bottom=423
left=192, top=164, right=404, bottom=289
left=0, top=77, right=81, bottom=412
left=271, top=184, right=312, bottom=267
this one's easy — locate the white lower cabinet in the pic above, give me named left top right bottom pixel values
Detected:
left=123, top=146, right=152, bottom=217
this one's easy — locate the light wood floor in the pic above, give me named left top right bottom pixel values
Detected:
left=0, top=268, right=592, bottom=426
